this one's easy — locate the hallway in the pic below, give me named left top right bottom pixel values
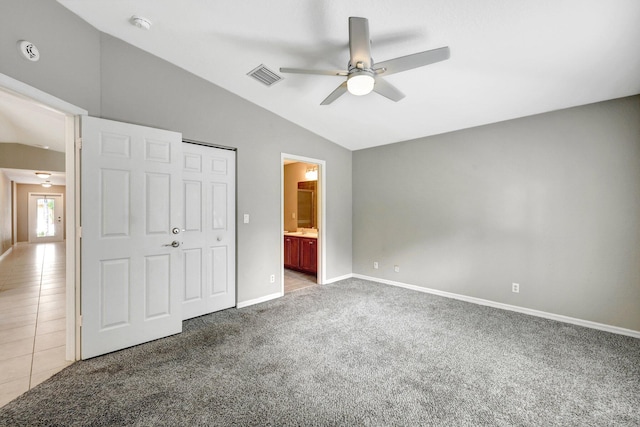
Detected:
left=0, top=243, right=72, bottom=407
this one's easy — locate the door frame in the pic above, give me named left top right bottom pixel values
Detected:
left=27, top=192, right=64, bottom=243
left=0, top=73, right=87, bottom=361
left=281, top=153, right=327, bottom=293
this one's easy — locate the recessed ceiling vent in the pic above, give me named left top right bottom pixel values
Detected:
left=247, top=64, right=283, bottom=86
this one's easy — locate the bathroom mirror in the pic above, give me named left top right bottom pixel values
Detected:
left=297, top=189, right=315, bottom=228
left=296, top=179, right=317, bottom=229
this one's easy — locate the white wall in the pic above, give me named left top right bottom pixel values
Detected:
left=353, top=96, right=640, bottom=331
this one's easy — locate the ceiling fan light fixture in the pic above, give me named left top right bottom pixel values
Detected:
left=280, top=17, right=450, bottom=105
left=347, top=72, right=375, bottom=96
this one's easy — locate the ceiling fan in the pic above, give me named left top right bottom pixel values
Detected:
left=280, top=17, right=450, bottom=105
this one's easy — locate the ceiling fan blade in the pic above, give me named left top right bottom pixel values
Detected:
left=320, top=81, right=348, bottom=105
left=349, top=17, right=372, bottom=69
left=373, top=77, right=405, bottom=102
left=280, top=67, right=348, bottom=76
left=375, top=46, right=450, bottom=76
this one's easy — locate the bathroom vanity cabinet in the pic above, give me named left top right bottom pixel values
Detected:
left=284, top=235, right=317, bottom=275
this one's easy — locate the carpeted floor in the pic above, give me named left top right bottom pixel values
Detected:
left=1, top=278, right=638, bottom=426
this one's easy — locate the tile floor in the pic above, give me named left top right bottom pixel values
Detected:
left=0, top=242, right=72, bottom=408
left=284, top=268, right=318, bottom=293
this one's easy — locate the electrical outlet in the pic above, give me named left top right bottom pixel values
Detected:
left=270, top=274, right=275, bottom=284
left=373, top=262, right=379, bottom=269
left=512, top=283, right=520, bottom=293
left=243, top=214, right=250, bottom=224
left=394, top=265, right=400, bottom=273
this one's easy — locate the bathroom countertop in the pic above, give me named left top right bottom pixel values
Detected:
left=283, top=231, right=318, bottom=239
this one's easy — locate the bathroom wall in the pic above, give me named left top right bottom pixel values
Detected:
left=283, top=162, right=316, bottom=232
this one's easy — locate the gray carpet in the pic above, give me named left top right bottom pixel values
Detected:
left=1, top=278, right=638, bottom=426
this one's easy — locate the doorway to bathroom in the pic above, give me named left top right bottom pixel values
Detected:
left=281, top=154, right=325, bottom=294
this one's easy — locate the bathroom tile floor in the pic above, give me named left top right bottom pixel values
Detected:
left=0, top=242, right=72, bottom=408
left=284, top=268, right=317, bottom=293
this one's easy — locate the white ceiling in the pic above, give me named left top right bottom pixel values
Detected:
left=0, top=89, right=67, bottom=185
left=57, top=1, right=640, bottom=150
left=0, top=88, right=67, bottom=152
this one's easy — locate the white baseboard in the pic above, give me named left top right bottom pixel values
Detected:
left=0, top=246, right=12, bottom=262
left=236, top=273, right=355, bottom=308
left=323, top=273, right=354, bottom=284
left=353, top=274, right=640, bottom=339
left=237, top=292, right=282, bottom=309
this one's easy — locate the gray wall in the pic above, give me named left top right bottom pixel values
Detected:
left=3, top=0, right=637, bottom=331
left=0, top=0, right=101, bottom=115
left=353, top=96, right=640, bottom=331
left=98, top=35, right=352, bottom=302
left=0, top=0, right=352, bottom=304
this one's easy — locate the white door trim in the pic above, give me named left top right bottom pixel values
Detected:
left=280, top=153, right=327, bottom=294
left=0, top=72, right=87, bottom=361
left=0, top=74, right=88, bottom=116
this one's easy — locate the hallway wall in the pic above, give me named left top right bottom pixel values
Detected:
left=0, top=145, right=65, bottom=171
left=0, top=171, right=11, bottom=255
left=15, top=184, right=66, bottom=242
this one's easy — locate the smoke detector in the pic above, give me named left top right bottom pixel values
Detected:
left=17, top=40, right=40, bottom=62
left=130, top=15, right=152, bottom=30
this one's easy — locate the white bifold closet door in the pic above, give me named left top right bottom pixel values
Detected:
left=81, top=117, right=237, bottom=359
left=181, top=142, right=236, bottom=320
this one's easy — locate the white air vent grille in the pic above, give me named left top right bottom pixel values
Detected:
left=247, top=64, right=283, bottom=86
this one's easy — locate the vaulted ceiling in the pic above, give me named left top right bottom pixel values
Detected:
left=1, top=2, right=637, bottom=185
left=22, top=1, right=640, bottom=151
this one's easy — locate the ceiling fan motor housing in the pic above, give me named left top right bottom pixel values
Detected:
left=279, top=16, right=450, bottom=104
